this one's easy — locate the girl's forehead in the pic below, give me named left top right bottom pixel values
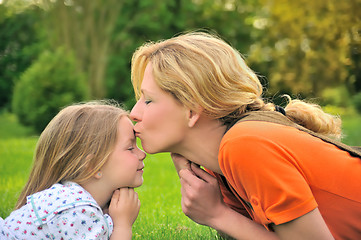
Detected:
left=117, top=117, right=134, bottom=133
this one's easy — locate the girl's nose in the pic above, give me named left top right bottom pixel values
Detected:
left=138, top=149, right=146, bottom=161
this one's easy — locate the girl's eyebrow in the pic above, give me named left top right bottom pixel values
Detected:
left=124, top=137, right=135, bottom=147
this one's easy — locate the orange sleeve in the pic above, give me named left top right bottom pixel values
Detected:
left=219, top=134, right=318, bottom=225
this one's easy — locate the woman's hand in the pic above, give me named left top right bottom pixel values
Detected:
left=172, top=153, right=227, bottom=227
left=172, top=153, right=280, bottom=240
left=108, top=188, right=140, bottom=240
left=180, top=163, right=228, bottom=227
left=171, top=153, right=192, bottom=175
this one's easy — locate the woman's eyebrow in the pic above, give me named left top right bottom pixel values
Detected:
left=141, top=88, right=156, bottom=96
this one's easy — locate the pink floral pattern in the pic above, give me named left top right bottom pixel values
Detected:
left=1, top=182, right=113, bottom=239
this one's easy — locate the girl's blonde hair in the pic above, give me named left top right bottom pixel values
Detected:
left=15, top=100, right=128, bottom=209
left=131, top=31, right=341, bottom=138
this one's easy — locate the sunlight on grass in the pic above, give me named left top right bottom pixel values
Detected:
left=133, top=153, right=218, bottom=239
left=0, top=138, right=37, bottom=217
left=0, top=111, right=36, bottom=139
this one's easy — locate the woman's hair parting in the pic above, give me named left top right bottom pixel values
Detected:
left=15, top=100, right=128, bottom=209
left=131, top=31, right=341, bottom=139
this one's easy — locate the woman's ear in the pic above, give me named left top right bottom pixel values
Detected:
left=187, top=107, right=202, bottom=128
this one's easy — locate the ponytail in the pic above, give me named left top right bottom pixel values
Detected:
left=283, top=95, right=342, bottom=140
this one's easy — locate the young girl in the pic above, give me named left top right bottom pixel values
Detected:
left=1, top=101, right=146, bottom=240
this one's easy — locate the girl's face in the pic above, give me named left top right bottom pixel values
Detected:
left=101, top=116, right=146, bottom=189
left=130, top=63, right=189, bottom=154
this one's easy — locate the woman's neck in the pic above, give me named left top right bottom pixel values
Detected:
left=172, top=116, right=227, bottom=174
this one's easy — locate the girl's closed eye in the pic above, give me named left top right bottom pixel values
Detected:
left=145, top=99, right=152, bottom=105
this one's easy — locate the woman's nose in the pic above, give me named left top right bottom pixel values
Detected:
left=130, top=101, right=141, bottom=122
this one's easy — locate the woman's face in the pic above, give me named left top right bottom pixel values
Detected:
left=130, top=63, right=189, bottom=154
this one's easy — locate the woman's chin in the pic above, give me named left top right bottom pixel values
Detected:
left=142, top=144, right=158, bottom=154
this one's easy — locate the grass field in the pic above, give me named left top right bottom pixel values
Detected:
left=1, top=111, right=360, bottom=239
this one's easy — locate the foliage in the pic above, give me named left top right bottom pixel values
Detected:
left=41, top=0, right=123, bottom=99
left=1, top=0, right=361, bottom=111
left=0, top=4, right=43, bottom=109
left=353, top=92, right=361, bottom=114
left=248, top=0, right=361, bottom=97
left=25, top=0, right=259, bottom=109
left=321, top=86, right=352, bottom=108
left=106, top=0, right=259, bottom=108
left=12, top=47, right=89, bottom=133
left=342, top=114, right=361, bottom=146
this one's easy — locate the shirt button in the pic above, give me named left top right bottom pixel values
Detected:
left=251, top=197, right=259, bottom=206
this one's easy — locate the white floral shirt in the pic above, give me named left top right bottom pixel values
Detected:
left=1, top=181, right=113, bottom=240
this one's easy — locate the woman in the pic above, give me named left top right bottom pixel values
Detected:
left=129, top=32, right=361, bottom=239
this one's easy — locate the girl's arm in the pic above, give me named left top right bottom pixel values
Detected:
left=176, top=159, right=334, bottom=240
left=109, top=188, right=140, bottom=240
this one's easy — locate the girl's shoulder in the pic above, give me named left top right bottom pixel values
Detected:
left=26, top=181, right=101, bottom=226
left=2, top=183, right=112, bottom=240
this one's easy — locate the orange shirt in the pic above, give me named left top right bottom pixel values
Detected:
left=216, top=121, right=361, bottom=239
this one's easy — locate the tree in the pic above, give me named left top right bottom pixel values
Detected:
left=106, top=0, right=259, bottom=107
left=12, top=48, right=88, bottom=133
left=0, top=3, right=43, bottom=108
left=248, top=0, right=361, bottom=97
left=40, top=0, right=123, bottom=99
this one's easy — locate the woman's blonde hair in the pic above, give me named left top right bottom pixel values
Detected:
left=131, top=31, right=341, bottom=138
left=15, top=100, right=128, bottom=209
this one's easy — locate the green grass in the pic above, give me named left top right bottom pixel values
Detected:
left=0, top=111, right=36, bottom=139
left=1, top=111, right=360, bottom=239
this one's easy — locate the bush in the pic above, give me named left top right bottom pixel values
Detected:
left=353, top=92, right=361, bottom=114
left=321, top=86, right=352, bottom=108
left=12, top=48, right=89, bottom=133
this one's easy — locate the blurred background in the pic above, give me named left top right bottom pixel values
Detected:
left=0, top=0, right=360, bottom=133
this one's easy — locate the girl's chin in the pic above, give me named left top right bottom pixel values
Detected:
left=133, top=178, right=144, bottom=188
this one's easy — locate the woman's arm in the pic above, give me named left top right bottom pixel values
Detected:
left=173, top=154, right=334, bottom=240
left=178, top=162, right=278, bottom=240
left=273, top=208, right=334, bottom=240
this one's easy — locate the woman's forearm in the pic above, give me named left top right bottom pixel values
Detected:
left=209, top=205, right=278, bottom=240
